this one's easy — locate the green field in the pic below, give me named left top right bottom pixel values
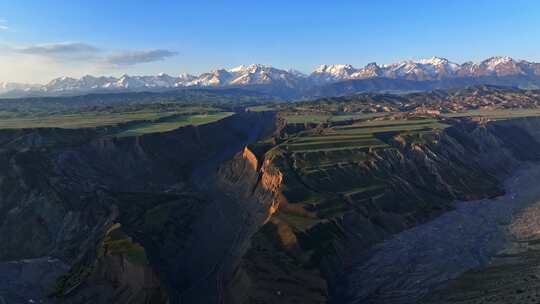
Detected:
left=0, top=104, right=226, bottom=129
left=283, top=112, right=385, bottom=124
left=247, top=105, right=278, bottom=112
left=283, top=113, right=332, bottom=124
left=0, top=110, right=181, bottom=129
left=443, top=108, right=540, bottom=120
left=284, top=118, right=448, bottom=153
left=0, top=102, right=234, bottom=138
left=114, top=112, right=234, bottom=137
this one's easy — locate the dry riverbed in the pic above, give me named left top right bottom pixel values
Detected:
left=342, top=163, right=540, bottom=304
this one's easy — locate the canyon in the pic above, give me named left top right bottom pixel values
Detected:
left=2, top=109, right=540, bottom=303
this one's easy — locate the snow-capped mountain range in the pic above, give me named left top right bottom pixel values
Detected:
left=312, top=56, right=540, bottom=82
left=2, top=56, right=540, bottom=96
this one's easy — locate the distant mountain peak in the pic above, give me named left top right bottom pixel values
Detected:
left=229, top=64, right=271, bottom=73
left=416, top=56, right=450, bottom=65
left=1, top=56, right=540, bottom=98
left=484, top=55, right=514, bottom=62
left=314, top=64, right=354, bottom=73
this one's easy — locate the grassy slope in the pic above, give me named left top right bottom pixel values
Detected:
left=114, top=112, right=234, bottom=137
left=0, top=110, right=179, bottom=129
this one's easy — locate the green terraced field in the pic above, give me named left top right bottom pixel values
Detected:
left=285, top=118, right=448, bottom=153
left=283, top=112, right=385, bottom=124
left=268, top=117, right=453, bottom=234
left=280, top=118, right=450, bottom=200
left=247, top=105, right=278, bottom=112
left=284, top=113, right=331, bottom=124
left=443, top=108, right=540, bottom=120
left=329, top=112, right=386, bottom=122
left=287, top=140, right=385, bottom=152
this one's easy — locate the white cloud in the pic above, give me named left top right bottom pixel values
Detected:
left=10, top=42, right=101, bottom=63
left=104, top=49, right=178, bottom=66
left=0, top=19, right=8, bottom=31
left=0, top=42, right=179, bottom=83
left=7, top=42, right=177, bottom=66
left=16, top=42, right=100, bottom=56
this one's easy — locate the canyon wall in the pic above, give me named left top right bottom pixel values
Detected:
left=0, top=111, right=279, bottom=304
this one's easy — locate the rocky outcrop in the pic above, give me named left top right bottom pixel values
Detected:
left=54, top=224, right=168, bottom=304
left=219, top=148, right=329, bottom=304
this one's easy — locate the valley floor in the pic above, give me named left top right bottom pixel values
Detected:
left=342, top=163, right=540, bottom=304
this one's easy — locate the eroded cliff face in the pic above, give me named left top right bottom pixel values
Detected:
left=208, top=146, right=288, bottom=304
left=53, top=223, right=167, bottom=304
left=233, top=116, right=540, bottom=304
left=221, top=148, right=329, bottom=304
left=0, top=112, right=279, bottom=304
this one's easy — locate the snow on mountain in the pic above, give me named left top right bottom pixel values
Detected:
left=483, top=56, right=515, bottom=70
left=186, top=69, right=233, bottom=86
left=379, top=57, right=461, bottom=80
left=183, top=64, right=305, bottom=88
left=351, top=62, right=383, bottom=79
left=382, top=61, right=429, bottom=80
left=78, top=75, right=117, bottom=89
left=228, top=64, right=278, bottom=85
left=311, top=57, right=462, bottom=82
left=416, top=56, right=461, bottom=77
left=311, top=64, right=357, bottom=83
left=311, top=56, right=539, bottom=82
left=227, top=64, right=305, bottom=88
left=2, top=56, right=540, bottom=96
left=43, top=76, right=83, bottom=92
left=477, top=56, right=526, bottom=76
left=175, top=73, right=196, bottom=86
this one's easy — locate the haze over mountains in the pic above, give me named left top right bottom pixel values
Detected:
left=2, top=56, right=540, bottom=98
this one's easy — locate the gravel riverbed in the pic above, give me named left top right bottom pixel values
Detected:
left=343, top=163, right=540, bottom=304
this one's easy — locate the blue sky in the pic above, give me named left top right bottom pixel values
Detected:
left=0, top=0, right=539, bottom=83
